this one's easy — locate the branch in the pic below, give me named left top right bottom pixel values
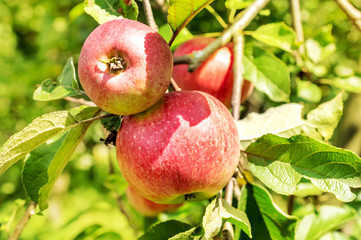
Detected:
left=143, top=0, right=158, bottom=31
left=221, top=179, right=235, bottom=239
left=289, top=0, right=305, bottom=55
left=231, top=32, right=245, bottom=120
left=170, top=77, right=181, bottom=91
left=187, top=0, right=270, bottom=72
left=335, top=0, right=361, bottom=32
left=64, top=97, right=97, bottom=107
left=9, top=201, right=37, bottom=240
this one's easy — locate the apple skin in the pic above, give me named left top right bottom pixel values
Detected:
left=116, top=90, right=240, bottom=204
left=172, top=37, right=254, bottom=108
left=126, top=186, right=182, bottom=217
left=78, top=19, right=173, bottom=115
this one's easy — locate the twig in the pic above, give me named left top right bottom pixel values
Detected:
left=287, top=195, right=295, bottom=215
left=231, top=32, right=245, bottom=120
left=170, top=77, right=181, bottom=91
left=173, top=55, right=192, bottom=65
left=188, top=0, right=270, bottom=72
left=205, top=5, right=228, bottom=29
left=143, top=0, right=158, bottom=31
left=9, top=201, right=37, bottom=240
left=64, top=97, right=97, bottom=107
left=335, top=0, right=361, bottom=32
left=289, top=0, right=305, bottom=55
left=221, top=179, right=235, bottom=240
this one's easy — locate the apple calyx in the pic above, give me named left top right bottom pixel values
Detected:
left=107, top=56, right=127, bottom=74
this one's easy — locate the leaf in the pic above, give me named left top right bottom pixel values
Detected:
left=201, top=197, right=251, bottom=239
left=0, top=106, right=99, bottom=175
left=295, top=79, right=322, bottom=103
left=237, top=184, right=297, bottom=240
left=305, top=24, right=336, bottom=63
left=243, top=46, right=290, bottom=102
left=320, top=74, right=361, bottom=93
left=246, top=134, right=361, bottom=201
left=139, top=220, right=194, bottom=240
left=237, top=93, right=343, bottom=148
left=225, top=0, right=253, bottom=10
left=100, top=115, right=122, bottom=132
left=295, top=205, right=356, bottom=240
left=250, top=22, right=297, bottom=52
left=22, top=106, right=98, bottom=210
left=168, top=0, right=214, bottom=43
left=158, top=24, right=193, bottom=50
left=33, top=58, right=80, bottom=101
left=83, top=0, right=138, bottom=24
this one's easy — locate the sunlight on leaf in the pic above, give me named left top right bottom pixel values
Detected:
left=168, top=0, right=214, bottom=45
left=250, top=22, right=297, bottom=52
left=33, top=57, right=80, bottom=101
left=237, top=93, right=343, bottom=148
left=0, top=106, right=99, bottom=175
left=295, top=205, right=356, bottom=240
left=243, top=46, right=290, bottom=102
left=246, top=134, right=361, bottom=201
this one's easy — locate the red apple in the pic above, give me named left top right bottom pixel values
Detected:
left=78, top=19, right=173, bottom=115
left=116, top=91, right=240, bottom=204
left=126, top=186, right=182, bottom=217
left=172, top=37, right=254, bottom=108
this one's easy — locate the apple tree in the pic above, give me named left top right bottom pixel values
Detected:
left=1, top=0, right=361, bottom=239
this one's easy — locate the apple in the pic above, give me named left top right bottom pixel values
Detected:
left=172, top=37, right=254, bottom=108
left=116, top=90, right=240, bottom=204
left=126, top=186, right=182, bottom=217
left=78, top=19, right=173, bottom=115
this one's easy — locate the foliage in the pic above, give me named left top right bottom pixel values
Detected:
left=1, top=0, right=361, bottom=239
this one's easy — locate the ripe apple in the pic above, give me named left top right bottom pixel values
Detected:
left=126, top=186, right=182, bottom=217
left=172, top=37, right=254, bottom=108
left=78, top=19, right=173, bottom=115
left=116, top=90, right=240, bottom=204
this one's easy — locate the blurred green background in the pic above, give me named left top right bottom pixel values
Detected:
left=1, top=0, right=361, bottom=239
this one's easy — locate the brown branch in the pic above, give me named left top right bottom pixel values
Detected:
left=188, top=0, right=270, bottom=72
left=231, top=32, right=245, bottom=120
left=143, top=0, right=158, bottom=31
left=9, top=201, right=37, bottom=240
left=221, top=179, right=235, bottom=240
left=335, top=0, right=361, bottom=32
left=64, top=97, right=97, bottom=107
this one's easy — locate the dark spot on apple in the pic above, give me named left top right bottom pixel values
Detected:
left=184, top=193, right=196, bottom=201
left=108, top=56, right=127, bottom=74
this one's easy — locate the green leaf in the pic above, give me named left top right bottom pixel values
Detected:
left=100, top=115, right=122, bottom=132
left=0, top=106, right=99, bottom=175
left=243, top=46, right=290, bottom=102
left=22, top=106, right=99, bottom=210
left=168, top=0, right=214, bottom=43
left=246, top=134, right=361, bottom=202
left=295, top=79, right=322, bottom=103
left=320, top=74, right=361, bottom=93
left=295, top=205, right=356, bottom=240
left=139, top=220, right=194, bottom=240
left=225, top=0, right=252, bottom=10
left=201, top=197, right=251, bottom=239
left=237, top=93, right=343, bottom=148
left=83, top=0, right=138, bottom=24
left=158, top=24, right=193, bottom=50
left=33, top=58, right=80, bottom=101
left=250, top=22, right=297, bottom=52
left=238, top=184, right=297, bottom=240
left=305, top=24, right=336, bottom=63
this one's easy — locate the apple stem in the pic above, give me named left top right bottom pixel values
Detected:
left=187, top=0, right=270, bottom=72
left=170, top=77, right=181, bottom=91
